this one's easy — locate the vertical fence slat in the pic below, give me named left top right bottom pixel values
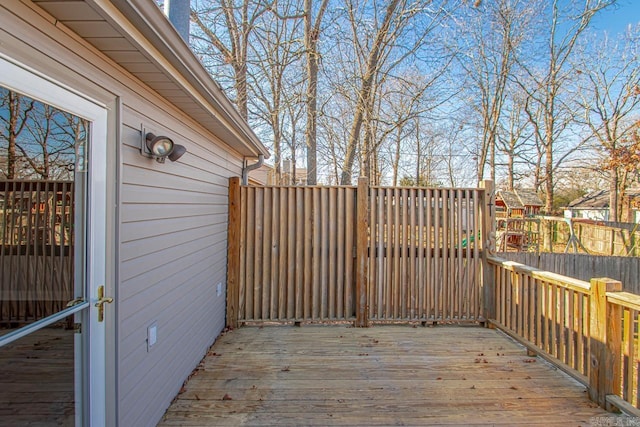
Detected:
left=276, top=188, right=287, bottom=319
left=263, top=188, right=273, bottom=319
left=436, top=189, right=443, bottom=320
left=589, top=278, right=623, bottom=406
left=417, top=189, right=425, bottom=320
left=355, top=178, right=369, bottom=327
left=345, top=188, right=355, bottom=318
left=337, top=188, right=345, bottom=319
left=226, top=177, right=241, bottom=328
left=239, top=181, right=247, bottom=321
left=377, top=188, right=385, bottom=320
left=295, top=188, right=304, bottom=319
left=271, top=188, right=281, bottom=319
left=312, top=188, right=321, bottom=319
left=409, top=189, right=416, bottom=319
left=320, top=188, right=329, bottom=319
left=287, top=188, right=296, bottom=319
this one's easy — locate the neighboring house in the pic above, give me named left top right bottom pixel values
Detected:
left=248, top=160, right=308, bottom=186
left=249, top=163, right=275, bottom=185
left=0, top=1, right=268, bottom=427
left=565, top=188, right=640, bottom=223
left=282, top=159, right=308, bottom=185
left=565, top=187, right=640, bottom=223
left=565, top=190, right=610, bottom=221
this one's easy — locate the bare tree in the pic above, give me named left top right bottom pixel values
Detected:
left=575, top=27, right=640, bottom=221
left=0, top=90, right=35, bottom=179
left=303, top=0, right=329, bottom=185
left=455, top=0, right=535, bottom=184
left=496, top=90, right=534, bottom=190
left=1, top=88, right=83, bottom=180
left=248, top=0, right=304, bottom=183
left=515, top=0, right=614, bottom=213
left=191, top=0, right=270, bottom=119
left=339, top=0, right=403, bottom=185
left=338, top=0, right=448, bottom=185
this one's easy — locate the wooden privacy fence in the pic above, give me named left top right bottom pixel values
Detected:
left=0, top=180, right=74, bottom=325
left=496, top=252, right=640, bottom=295
left=488, top=255, right=640, bottom=414
left=226, top=177, right=494, bottom=327
left=538, top=217, right=640, bottom=256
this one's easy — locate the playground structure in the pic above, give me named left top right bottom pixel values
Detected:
left=495, top=214, right=640, bottom=256
left=496, top=216, right=540, bottom=252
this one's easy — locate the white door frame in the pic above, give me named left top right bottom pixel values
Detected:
left=0, top=54, right=108, bottom=426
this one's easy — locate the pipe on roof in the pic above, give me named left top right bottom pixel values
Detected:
left=165, top=0, right=190, bottom=43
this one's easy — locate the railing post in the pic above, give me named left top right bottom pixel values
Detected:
left=355, top=177, right=369, bottom=327
left=589, top=278, right=623, bottom=408
left=480, top=180, right=495, bottom=325
left=226, top=177, right=242, bottom=329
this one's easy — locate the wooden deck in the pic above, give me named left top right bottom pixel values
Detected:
left=0, top=326, right=75, bottom=425
left=159, top=325, right=623, bottom=426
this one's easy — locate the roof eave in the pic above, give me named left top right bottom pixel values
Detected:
left=92, top=0, right=269, bottom=158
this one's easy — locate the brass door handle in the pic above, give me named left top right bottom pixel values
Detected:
left=95, top=285, right=113, bottom=322
left=66, top=298, right=86, bottom=307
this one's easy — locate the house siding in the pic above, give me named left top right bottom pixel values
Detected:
left=1, top=2, right=240, bottom=426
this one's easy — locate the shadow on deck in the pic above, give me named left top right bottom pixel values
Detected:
left=159, top=325, right=624, bottom=426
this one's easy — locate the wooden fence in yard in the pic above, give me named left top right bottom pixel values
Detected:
left=226, top=178, right=494, bottom=327
left=0, top=180, right=75, bottom=325
left=488, top=255, right=640, bottom=414
left=538, top=217, right=640, bottom=256
left=496, top=252, right=640, bottom=295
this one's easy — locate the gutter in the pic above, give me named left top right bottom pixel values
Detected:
left=242, top=155, right=264, bottom=185
left=105, top=0, right=269, bottom=158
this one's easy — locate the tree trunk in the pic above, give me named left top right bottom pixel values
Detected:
left=340, top=0, right=401, bottom=185
left=235, top=63, right=248, bottom=120
left=304, top=0, right=328, bottom=186
left=544, top=140, right=553, bottom=213
left=7, top=93, right=17, bottom=179
left=609, top=169, right=619, bottom=222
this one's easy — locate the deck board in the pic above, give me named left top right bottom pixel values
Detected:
left=159, top=325, right=623, bottom=426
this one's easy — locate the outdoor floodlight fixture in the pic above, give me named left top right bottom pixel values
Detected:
left=141, top=130, right=187, bottom=163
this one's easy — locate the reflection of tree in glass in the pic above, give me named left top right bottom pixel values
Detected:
left=0, top=88, right=35, bottom=179
left=0, top=87, right=86, bottom=180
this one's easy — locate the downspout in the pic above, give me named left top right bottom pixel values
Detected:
left=242, top=155, right=264, bottom=185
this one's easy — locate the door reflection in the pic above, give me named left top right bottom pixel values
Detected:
left=0, top=314, right=75, bottom=426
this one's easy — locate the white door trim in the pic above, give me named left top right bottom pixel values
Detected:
left=0, top=54, right=108, bottom=426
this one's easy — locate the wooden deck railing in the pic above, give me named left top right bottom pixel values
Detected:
left=488, top=255, right=640, bottom=415
left=0, top=180, right=74, bottom=325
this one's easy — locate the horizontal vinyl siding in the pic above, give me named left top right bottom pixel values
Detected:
left=116, top=109, right=237, bottom=425
left=0, top=2, right=243, bottom=426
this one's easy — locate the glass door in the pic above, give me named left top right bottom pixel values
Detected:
left=0, top=56, right=108, bottom=426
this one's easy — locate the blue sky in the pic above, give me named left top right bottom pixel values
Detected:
left=591, top=0, right=640, bottom=35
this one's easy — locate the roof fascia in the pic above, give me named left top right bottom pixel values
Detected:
left=90, top=0, right=269, bottom=158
